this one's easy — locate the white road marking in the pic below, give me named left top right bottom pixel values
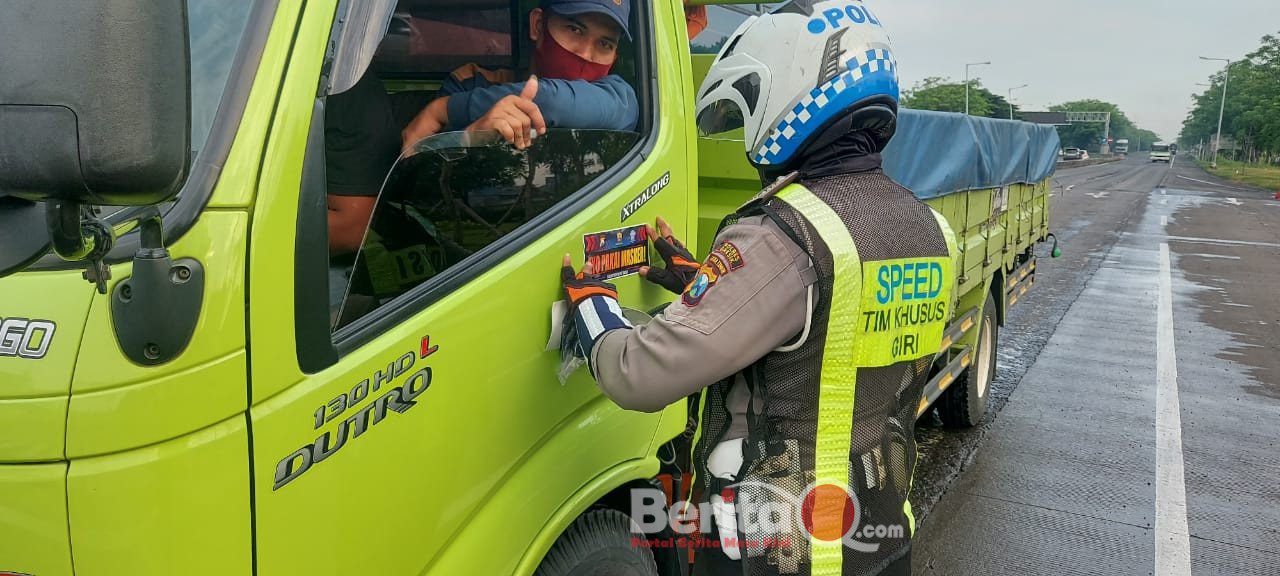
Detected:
left=1160, top=235, right=1280, bottom=248
left=1125, top=231, right=1280, bottom=248
left=1156, top=243, right=1191, bottom=576
left=1225, top=197, right=1242, bottom=206
left=1161, top=215, right=1168, bottom=226
left=1066, top=185, right=1076, bottom=191
left=1086, top=191, right=1110, bottom=199
left=1175, top=174, right=1254, bottom=192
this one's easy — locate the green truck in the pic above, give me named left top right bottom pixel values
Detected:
left=0, top=0, right=1056, bottom=574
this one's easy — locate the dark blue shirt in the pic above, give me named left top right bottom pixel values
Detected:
left=442, top=73, right=638, bottom=133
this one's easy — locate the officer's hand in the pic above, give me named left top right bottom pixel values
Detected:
left=467, top=76, right=547, bottom=150
left=639, top=216, right=700, bottom=294
left=561, top=254, right=619, bottom=306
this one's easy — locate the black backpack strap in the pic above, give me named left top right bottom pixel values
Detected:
left=715, top=171, right=801, bottom=237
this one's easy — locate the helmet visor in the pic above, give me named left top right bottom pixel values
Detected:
left=696, top=99, right=746, bottom=137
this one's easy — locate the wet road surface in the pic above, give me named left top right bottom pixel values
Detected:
left=911, top=155, right=1280, bottom=575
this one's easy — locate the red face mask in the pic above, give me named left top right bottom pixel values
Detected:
left=533, top=22, right=614, bottom=82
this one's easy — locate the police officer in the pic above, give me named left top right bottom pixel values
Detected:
left=560, top=1, right=957, bottom=574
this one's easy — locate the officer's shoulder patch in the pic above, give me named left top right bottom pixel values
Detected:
left=680, top=245, right=746, bottom=307
left=712, top=241, right=745, bottom=271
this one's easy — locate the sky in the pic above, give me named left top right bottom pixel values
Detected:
left=701, top=0, right=1277, bottom=141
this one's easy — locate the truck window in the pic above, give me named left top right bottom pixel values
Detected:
left=189, top=1, right=256, bottom=156
left=316, top=0, right=652, bottom=334
left=333, top=129, right=640, bottom=329
left=691, top=4, right=780, bottom=54
left=373, top=7, right=517, bottom=79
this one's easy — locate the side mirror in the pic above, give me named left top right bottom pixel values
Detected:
left=0, top=198, right=52, bottom=277
left=0, top=0, right=191, bottom=277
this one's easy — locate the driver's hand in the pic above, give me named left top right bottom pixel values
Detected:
left=402, top=97, right=449, bottom=154
left=466, top=76, right=546, bottom=150
left=640, top=216, right=701, bottom=295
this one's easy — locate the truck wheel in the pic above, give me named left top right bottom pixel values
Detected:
left=939, top=292, right=999, bottom=427
left=535, top=509, right=658, bottom=576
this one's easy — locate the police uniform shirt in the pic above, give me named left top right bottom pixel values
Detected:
left=590, top=215, right=816, bottom=439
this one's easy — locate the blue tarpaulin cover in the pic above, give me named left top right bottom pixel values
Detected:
left=882, top=109, right=1061, bottom=199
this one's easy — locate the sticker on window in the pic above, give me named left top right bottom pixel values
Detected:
left=584, top=224, right=650, bottom=280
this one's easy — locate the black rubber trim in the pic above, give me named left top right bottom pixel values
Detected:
left=331, top=0, right=660, bottom=354
left=295, top=99, right=341, bottom=373
left=29, top=0, right=280, bottom=270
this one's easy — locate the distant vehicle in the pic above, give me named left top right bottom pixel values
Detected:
left=1062, top=147, right=1084, bottom=161
left=1115, top=139, right=1130, bottom=154
left=1080, top=149, right=1090, bottom=160
left=1150, top=143, right=1173, bottom=163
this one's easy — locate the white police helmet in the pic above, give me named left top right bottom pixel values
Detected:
left=695, top=0, right=899, bottom=168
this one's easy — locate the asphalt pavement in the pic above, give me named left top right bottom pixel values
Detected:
left=910, top=154, right=1280, bottom=575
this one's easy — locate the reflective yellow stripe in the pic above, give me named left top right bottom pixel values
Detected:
left=910, top=210, right=956, bottom=540
left=931, top=209, right=961, bottom=301
left=776, top=185, right=861, bottom=576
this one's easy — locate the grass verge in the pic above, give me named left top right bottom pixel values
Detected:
left=1196, top=158, right=1280, bottom=191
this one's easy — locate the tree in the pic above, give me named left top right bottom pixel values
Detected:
left=1129, top=129, right=1161, bottom=151
left=1180, top=31, right=1280, bottom=162
left=904, top=81, right=1158, bottom=149
left=691, top=36, right=727, bottom=54
left=984, top=91, right=1022, bottom=120
left=1046, top=100, right=1159, bottom=152
left=901, top=77, right=993, bottom=117
left=901, top=78, right=1023, bottom=119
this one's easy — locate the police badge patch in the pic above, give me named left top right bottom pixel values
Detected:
left=680, top=242, right=745, bottom=307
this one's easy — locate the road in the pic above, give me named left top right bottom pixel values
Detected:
left=911, top=154, right=1280, bottom=575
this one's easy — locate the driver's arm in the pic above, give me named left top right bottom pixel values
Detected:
left=446, top=76, right=638, bottom=132
left=325, top=73, right=400, bottom=254
left=327, top=196, right=376, bottom=255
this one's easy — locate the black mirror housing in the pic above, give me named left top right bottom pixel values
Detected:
left=0, top=0, right=191, bottom=206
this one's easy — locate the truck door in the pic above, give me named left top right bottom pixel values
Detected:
left=244, top=0, right=692, bottom=573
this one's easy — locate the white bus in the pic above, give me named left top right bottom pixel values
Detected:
left=1150, top=142, right=1173, bottom=163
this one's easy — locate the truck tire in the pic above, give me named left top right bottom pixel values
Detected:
left=535, top=509, right=658, bottom=576
left=939, top=292, right=998, bottom=428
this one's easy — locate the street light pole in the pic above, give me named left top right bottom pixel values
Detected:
left=964, top=61, right=991, bottom=115
left=1200, top=56, right=1231, bottom=168
left=1008, top=84, right=1028, bottom=120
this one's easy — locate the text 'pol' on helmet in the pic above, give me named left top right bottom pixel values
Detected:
left=695, top=0, right=899, bottom=169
